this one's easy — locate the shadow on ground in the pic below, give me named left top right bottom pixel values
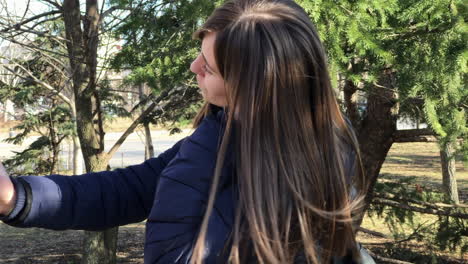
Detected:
left=0, top=222, right=146, bottom=264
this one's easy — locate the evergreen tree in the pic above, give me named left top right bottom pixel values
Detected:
left=110, top=0, right=222, bottom=124
left=296, top=0, right=467, bottom=259
left=389, top=0, right=467, bottom=203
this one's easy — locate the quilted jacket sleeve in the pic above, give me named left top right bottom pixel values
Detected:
left=1, top=139, right=184, bottom=231
left=144, top=111, right=231, bottom=264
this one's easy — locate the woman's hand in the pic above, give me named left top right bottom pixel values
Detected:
left=0, top=162, right=15, bottom=216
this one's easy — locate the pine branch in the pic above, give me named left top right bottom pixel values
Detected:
left=372, top=197, right=468, bottom=219
left=104, top=88, right=172, bottom=161
left=366, top=250, right=413, bottom=264
left=360, top=222, right=427, bottom=246
left=374, top=193, right=468, bottom=209
left=3, top=64, right=73, bottom=108
left=393, top=129, right=466, bottom=143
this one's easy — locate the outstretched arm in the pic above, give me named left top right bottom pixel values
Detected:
left=0, top=138, right=184, bottom=231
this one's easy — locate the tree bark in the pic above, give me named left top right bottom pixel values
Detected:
left=68, top=100, right=84, bottom=175
left=139, top=83, right=155, bottom=159
left=49, top=108, right=59, bottom=175
left=82, top=228, right=119, bottom=264
left=343, top=78, right=361, bottom=130
left=355, top=70, right=399, bottom=227
left=144, top=122, right=155, bottom=159
left=63, top=1, right=118, bottom=263
left=440, top=141, right=459, bottom=204
left=72, top=134, right=84, bottom=175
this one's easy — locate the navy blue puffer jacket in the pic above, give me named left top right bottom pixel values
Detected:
left=1, top=106, right=234, bottom=263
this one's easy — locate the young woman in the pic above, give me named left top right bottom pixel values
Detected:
left=0, top=0, right=372, bottom=263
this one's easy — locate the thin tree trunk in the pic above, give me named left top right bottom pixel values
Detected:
left=49, top=110, right=59, bottom=175
left=73, top=134, right=84, bottom=175
left=70, top=101, right=83, bottom=175
left=144, top=122, right=155, bottom=159
left=139, top=83, right=155, bottom=159
left=440, top=141, right=459, bottom=204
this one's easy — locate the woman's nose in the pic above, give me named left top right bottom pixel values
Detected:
left=190, top=54, right=203, bottom=75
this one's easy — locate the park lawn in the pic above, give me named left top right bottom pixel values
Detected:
left=359, top=142, right=467, bottom=263
left=0, top=142, right=466, bottom=263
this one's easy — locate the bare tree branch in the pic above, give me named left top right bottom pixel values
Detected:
left=0, top=11, right=61, bottom=33
left=28, top=15, right=62, bottom=31
left=3, top=26, right=49, bottom=37
left=1, top=38, right=68, bottom=58
left=104, top=87, right=182, bottom=161
left=101, top=6, right=134, bottom=20
left=394, top=128, right=436, bottom=142
left=105, top=101, right=158, bottom=161
left=27, top=47, right=69, bottom=72
left=357, top=227, right=388, bottom=238
left=20, top=0, right=32, bottom=22
left=98, top=0, right=170, bottom=34
left=41, top=0, right=63, bottom=10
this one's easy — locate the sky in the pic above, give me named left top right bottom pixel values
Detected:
left=1, top=0, right=50, bottom=17
left=0, top=0, right=54, bottom=48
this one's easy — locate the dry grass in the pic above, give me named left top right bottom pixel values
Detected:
left=358, top=142, right=468, bottom=263
left=379, top=142, right=467, bottom=196
left=0, top=222, right=146, bottom=264
left=0, top=121, right=20, bottom=133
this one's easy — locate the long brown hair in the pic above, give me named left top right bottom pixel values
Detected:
left=192, top=0, right=366, bottom=263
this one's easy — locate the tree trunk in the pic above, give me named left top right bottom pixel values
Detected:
left=139, top=83, right=155, bottom=159
left=80, top=159, right=118, bottom=264
left=144, top=122, right=155, bottom=159
left=343, top=78, right=361, bottom=130
left=355, top=70, right=399, bottom=227
left=4, top=100, right=14, bottom=121
left=440, top=141, right=459, bottom=204
left=73, top=134, right=84, bottom=175
left=82, top=228, right=118, bottom=264
left=62, top=1, right=118, bottom=263
left=70, top=101, right=84, bottom=175
left=49, top=111, right=59, bottom=175
left=50, top=147, right=59, bottom=175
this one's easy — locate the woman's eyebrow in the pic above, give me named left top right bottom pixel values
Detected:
left=201, top=52, right=216, bottom=73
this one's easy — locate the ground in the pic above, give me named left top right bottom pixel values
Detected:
left=0, top=222, right=145, bottom=263
left=0, top=142, right=466, bottom=263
